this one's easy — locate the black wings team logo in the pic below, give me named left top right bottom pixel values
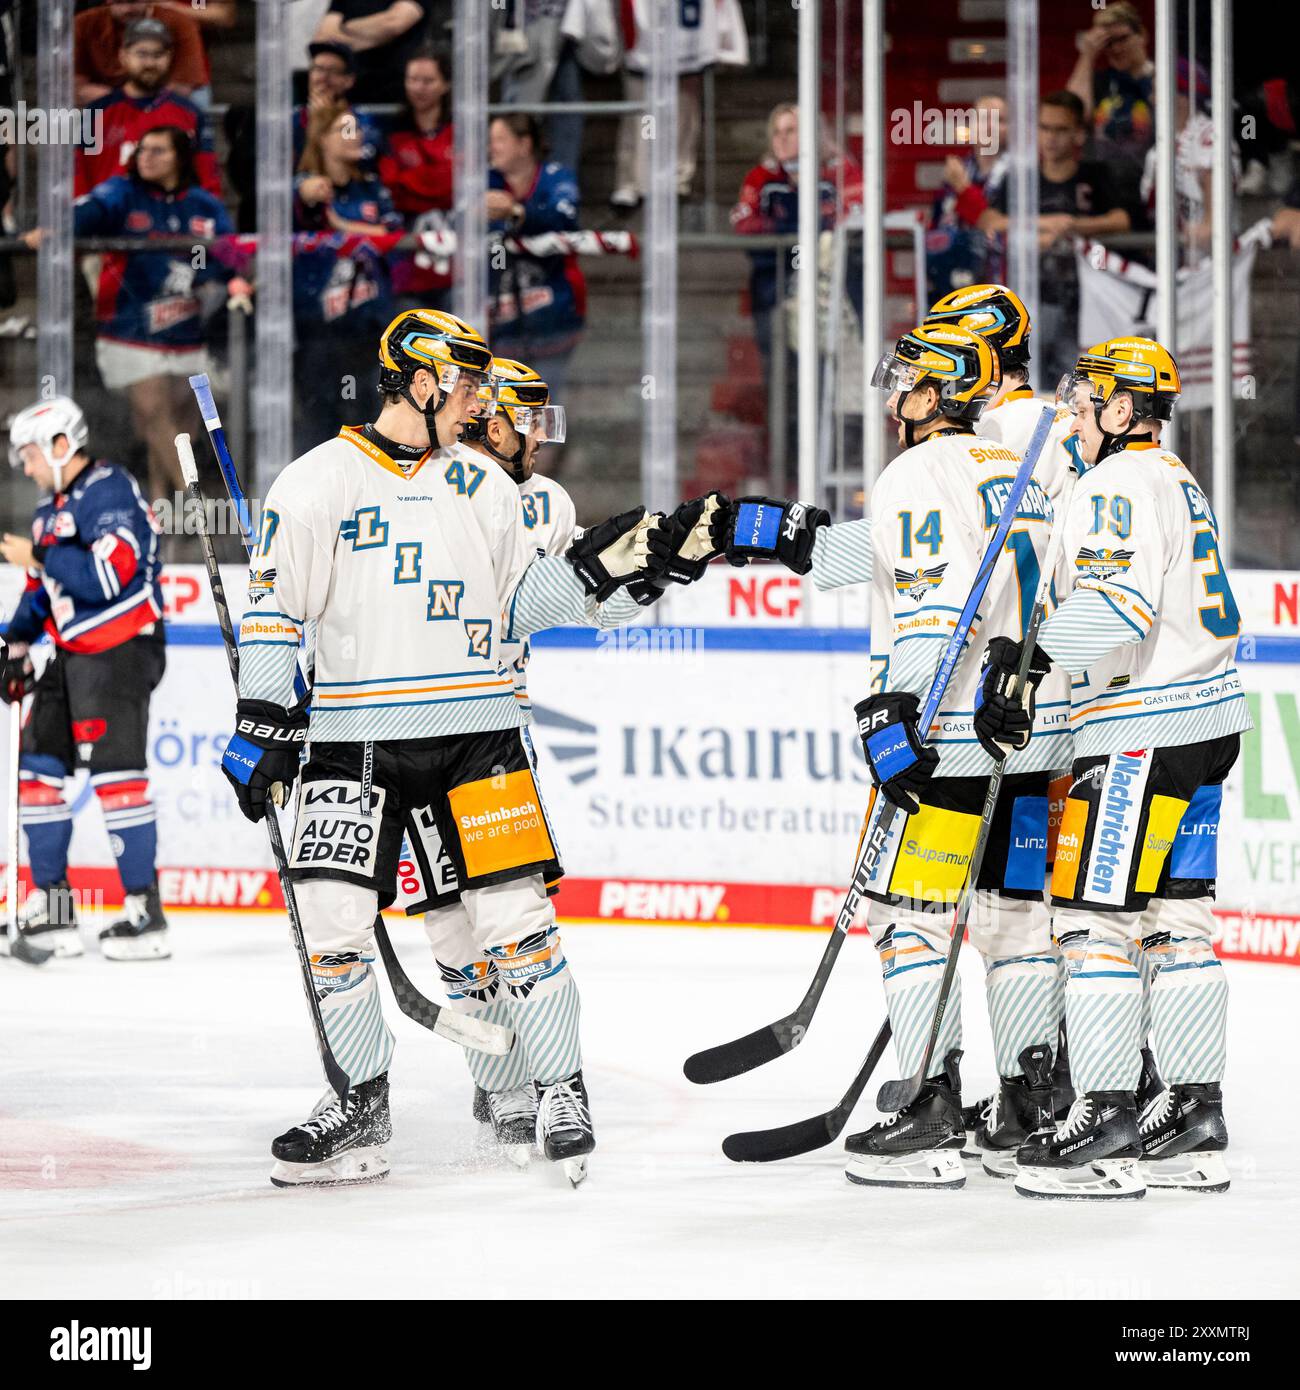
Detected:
left=247, top=566, right=276, bottom=604
left=1074, top=547, right=1134, bottom=581
left=894, top=564, right=948, bottom=604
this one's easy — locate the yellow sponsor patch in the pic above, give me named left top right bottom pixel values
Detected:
left=448, top=769, right=555, bottom=878
left=886, top=803, right=981, bottom=903
left=1134, top=794, right=1189, bottom=894
left=1050, top=797, right=1090, bottom=900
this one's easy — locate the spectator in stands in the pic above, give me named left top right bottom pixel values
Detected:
left=378, top=47, right=455, bottom=314
left=312, top=0, right=435, bottom=105
left=1066, top=0, right=1154, bottom=213
left=611, top=0, right=749, bottom=208
left=76, top=17, right=222, bottom=199
left=970, top=90, right=1131, bottom=387
left=492, top=0, right=587, bottom=175
left=1271, top=177, right=1300, bottom=446
left=486, top=113, right=585, bottom=397
left=293, top=103, right=401, bottom=453
left=731, top=103, right=862, bottom=394
left=927, top=93, right=1010, bottom=300
left=75, top=2, right=236, bottom=110
left=68, top=126, right=248, bottom=504
left=294, top=41, right=383, bottom=171
left=291, top=0, right=335, bottom=102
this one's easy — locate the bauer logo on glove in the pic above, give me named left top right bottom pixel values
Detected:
left=854, top=691, right=939, bottom=815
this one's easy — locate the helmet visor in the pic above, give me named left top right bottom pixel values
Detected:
left=870, top=351, right=926, bottom=395
left=508, top=403, right=566, bottom=446
left=1055, top=370, right=1097, bottom=416
left=446, top=364, right=495, bottom=414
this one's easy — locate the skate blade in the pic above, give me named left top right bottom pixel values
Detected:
left=845, top=1148, right=966, bottom=1190
left=1141, top=1150, right=1230, bottom=1193
left=1014, top=1157, right=1145, bottom=1201
left=562, top=1156, right=588, bottom=1187
left=980, top=1149, right=1020, bottom=1180
left=270, top=1145, right=390, bottom=1188
left=101, top=934, right=171, bottom=962
left=23, top=928, right=83, bottom=959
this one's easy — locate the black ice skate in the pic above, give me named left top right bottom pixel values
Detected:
left=270, top=1073, right=392, bottom=1188
left=1014, top=1091, right=1144, bottom=1200
left=535, top=1071, right=594, bottom=1187
left=14, top=880, right=81, bottom=958
left=845, top=1049, right=966, bottom=1189
left=970, top=1044, right=1055, bottom=1179
left=99, top=883, right=170, bottom=961
left=475, top=1084, right=539, bottom=1167
left=1139, top=1082, right=1229, bottom=1193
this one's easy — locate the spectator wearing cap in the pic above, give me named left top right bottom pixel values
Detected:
left=76, top=17, right=222, bottom=199
left=293, top=102, right=403, bottom=453
left=312, top=1, right=436, bottom=105
left=294, top=41, right=384, bottom=172
left=378, top=47, right=455, bottom=314
left=1067, top=1, right=1154, bottom=211
left=74, top=2, right=235, bottom=110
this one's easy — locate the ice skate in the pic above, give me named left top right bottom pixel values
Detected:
left=1014, top=1092, right=1145, bottom=1200
left=14, top=880, right=82, bottom=958
left=479, top=1084, right=539, bottom=1168
left=974, top=1044, right=1054, bottom=1178
left=1139, top=1082, right=1230, bottom=1193
left=270, top=1073, right=392, bottom=1188
left=536, top=1071, right=594, bottom=1187
left=845, top=1050, right=966, bottom=1189
left=99, top=883, right=170, bottom=961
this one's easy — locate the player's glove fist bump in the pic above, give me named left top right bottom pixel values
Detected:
left=221, top=697, right=310, bottom=822
left=854, top=691, right=939, bottom=816
left=647, top=492, right=728, bottom=585
left=566, top=506, right=655, bottom=602
left=972, top=636, right=1052, bottom=760
left=722, top=496, right=830, bottom=575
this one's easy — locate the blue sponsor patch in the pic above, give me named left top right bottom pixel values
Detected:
left=221, top=734, right=261, bottom=786
left=734, top=501, right=781, bottom=553
left=1005, top=794, right=1049, bottom=890
left=1169, top=782, right=1221, bottom=879
left=866, top=726, right=916, bottom=781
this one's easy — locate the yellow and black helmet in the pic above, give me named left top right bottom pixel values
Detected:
left=466, top=357, right=567, bottom=483
left=925, top=283, right=1031, bottom=372
left=377, top=308, right=494, bottom=415
left=871, top=323, right=1001, bottom=429
left=1070, top=337, right=1181, bottom=422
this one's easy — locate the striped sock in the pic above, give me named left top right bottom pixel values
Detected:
left=435, top=959, right=531, bottom=1091
left=313, top=954, right=395, bottom=1085
left=1063, top=921, right=1142, bottom=1094
left=878, top=921, right=961, bottom=1080
left=985, top=953, right=1058, bottom=1077
left=1148, top=900, right=1228, bottom=1085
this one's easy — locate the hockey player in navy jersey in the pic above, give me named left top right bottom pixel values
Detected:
left=0, top=397, right=168, bottom=962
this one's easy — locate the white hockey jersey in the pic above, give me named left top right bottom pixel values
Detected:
left=976, top=389, right=1079, bottom=505
left=1037, top=441, right=1252, bottom=755
left=238, top=428, right=594, bottom=742
left=870, top=428, right=1069, bottom=777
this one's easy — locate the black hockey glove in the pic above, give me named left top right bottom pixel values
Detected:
left=566, top=507, right=652, bottom=602
left=854, top=691, right=939, bottom=816
left=221, top=697, right=310, bottom=823
left=645, top=493, right=726, bottom=585
left=1, top=642, right=36, bottom=704
left=972, top=636, right=1052, bottom=760
left=721, top=496, right=830, bottom=575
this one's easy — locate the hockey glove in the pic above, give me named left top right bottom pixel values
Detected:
left=1, top=642, right=35, bottom=704
left=722, top=496, right=830, bottom=575
left=972, top=636, right=1052, bottom=760
left=646, top=493, right=726, bottom=584
left=855, top=691, right=939, bottom=816
left=566, top=507, right=654, bottom=602
left=221, top=697, right=310, bottom=823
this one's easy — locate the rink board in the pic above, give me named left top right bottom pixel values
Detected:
left=3, top=565, right=1300, bottom=965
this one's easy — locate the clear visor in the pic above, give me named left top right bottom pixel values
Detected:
left=1055, top=371, right=1098, bottom=416
left=443, top=364, right=495, bottom=413
left=506, top=403, right=566, bottom=446
left=869, top=352, right=926, bottom=395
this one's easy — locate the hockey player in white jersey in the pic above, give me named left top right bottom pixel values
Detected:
left=813, top=323, right=1068, bottom=1190
left=220, top=310, right=669, bottom=1188
left=976, top=338, right=1250, bottom=1199
left=413, top=357, right=659, bottom=1162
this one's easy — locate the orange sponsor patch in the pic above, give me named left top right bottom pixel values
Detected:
left=1050, top=796, right=1090, bottom=900
left=448, top=769, right=555, bottom=878
left=1046, top=773, right=1073, bottom=863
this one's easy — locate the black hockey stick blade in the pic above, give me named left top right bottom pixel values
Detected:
left=4, top=932, right=54, bottom=966
left=722, top=1019, right=893, bottom=1162
left=683, top=1014, right=806, bottom=1085
left=372, top=919, right=516, bottom=1056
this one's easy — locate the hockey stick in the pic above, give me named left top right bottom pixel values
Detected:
left=184, top=380, right=514, bottom=1057
left=722, top=1019, right=892, bottom=1162
left=177, top=431, right=350, bottom=1104
left=3, top=697, right=51, bottom=967
left=683, top=408, right=1056, bottom=1085
left=876, top=446, right=1079, bottom=1114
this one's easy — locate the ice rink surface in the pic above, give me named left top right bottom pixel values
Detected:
left=2, top=913, right=1297, bottom=1301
